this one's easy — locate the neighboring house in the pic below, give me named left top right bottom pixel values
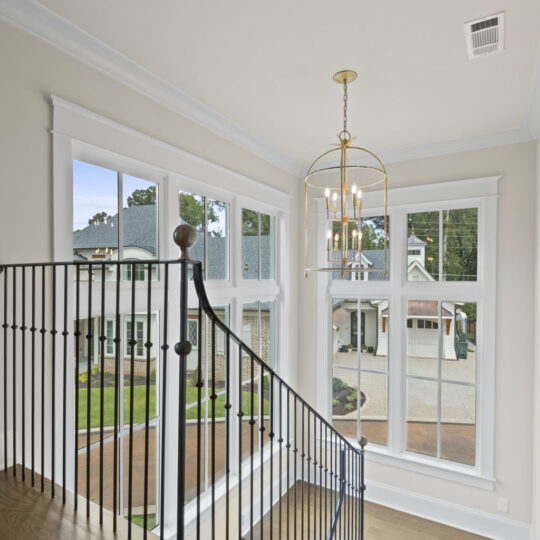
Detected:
left=333, top=234, right=464, bottom=360
left=74, top=205, right=274, bottom=375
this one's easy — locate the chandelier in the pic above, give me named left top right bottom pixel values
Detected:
left=304, top=70, right=388, bottom=276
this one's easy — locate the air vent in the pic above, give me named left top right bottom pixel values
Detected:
left=465, top=12, right=504, bottom=59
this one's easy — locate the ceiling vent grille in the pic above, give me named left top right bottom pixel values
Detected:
left=465, top=12, right=504, bottom=59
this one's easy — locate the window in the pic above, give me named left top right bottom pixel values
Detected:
left=187, top=319, right=199, bottom=348
left=407, top=301, right=477, bottom=466
left=126, top=320, right=145, bottom=357
left=179, top=191, right=229, bottom=280
left=242, top=209, right=275, bottom=279
left=106, top=319, right=114, bottom=355
left=72, top=160, right=158, bottom=279
left=407, top=208, right=478, bottom=282
left=332, top=215, right=389, bottom=281
left=124, top=262, right=147, bottom=281
left=331, top=299, right=389, bottom=445
left=320, top=178, right=497, bottom=485
left=242, top=300, right=275, bottom=367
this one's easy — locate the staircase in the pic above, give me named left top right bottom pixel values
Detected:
left=0, top=224, right=366, bottom=539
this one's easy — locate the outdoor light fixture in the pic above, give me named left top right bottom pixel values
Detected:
left=304, top=70, right=388, bottom=276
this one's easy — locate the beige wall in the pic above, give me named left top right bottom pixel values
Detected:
left=299, top=141, right=536, bottom=525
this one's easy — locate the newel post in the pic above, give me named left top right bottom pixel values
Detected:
left=172, top=224, right=197, bottom=536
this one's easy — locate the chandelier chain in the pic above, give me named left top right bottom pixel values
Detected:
left=343, top=79, right=348, bottom=135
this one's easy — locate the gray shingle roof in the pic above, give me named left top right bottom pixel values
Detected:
left=74, top=205, right=157, bottom=255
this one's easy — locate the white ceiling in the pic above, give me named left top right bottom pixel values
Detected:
left=11, top=0, right=540, bottom=172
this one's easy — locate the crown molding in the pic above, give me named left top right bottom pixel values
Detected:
left=0, top=0, right=304, bottom=177
left=376, top=128, right=534, bottom=165
left=0, top=0, right=537, bottom=179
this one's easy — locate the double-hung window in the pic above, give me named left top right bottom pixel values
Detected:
left=323, top=177, right=497, bottom=486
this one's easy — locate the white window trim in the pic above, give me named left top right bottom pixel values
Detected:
left=316, top=176, right=499, bottom=489
left=51, top=96, right=291, bottom=524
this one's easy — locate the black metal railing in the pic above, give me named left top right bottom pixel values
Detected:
left=0, top=224, right=366, bottom=539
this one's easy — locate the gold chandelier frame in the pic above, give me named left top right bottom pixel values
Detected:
left=304, top=70, right=388, bottom=276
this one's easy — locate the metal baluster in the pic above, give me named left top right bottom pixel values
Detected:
left=128, top=263, right=135, bottom=537
left=143, top=263, right=153, bottom=537
left=74, top=266, right=80, bottom=507
left=61, top=265, right=68, bottom=502
left=278, top=380, right=283, bottom=538
left=99, top=264, right=105, bottom=522
left=31, top=266, right=36, bottom=487
left=196, top=303, right=203, bottom=539
left=2, top=267, right=7, bottom=474
left=159, top=263, right=169, bottom=540
left=113, top=263, right=120, bottom=530
left=319, top=419, right=323, bottom=540
left=307, top=408, right=310, bottom=539
left=293, top=395, right=297, bottom=540
left=51, top=265, right=56, bottom=497
left=259, top=364, right=264, bottom=540
left=238, top=345, right=244, bottom=540
left=86, top=265, right=92, bottom=514
left=12, top=266, right=17, bottom=478
left=176, top=257, right=189, bottom=538
left=325, top=424, right=328, bottom=537
left=360, top=439, right=366, bottom=540
left=41, top=266, right=46, bottom=493
left=21, top=268, right=26, bottom=482
left=225, top=333, right=231, bottom=540
left=21, top=266, right=26, bottom=482
left=211, top=320, right=216, bottom=539
left=286, top=391, right=290, bottom=540
left=269, top=371, right=274, bottom=540
left=250, top=354, right=255, bottom=539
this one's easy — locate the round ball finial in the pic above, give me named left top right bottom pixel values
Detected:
left=173, top=224, right=198, bottom=260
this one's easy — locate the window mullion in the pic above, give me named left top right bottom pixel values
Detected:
left=118, top=172, right=123, bottom=262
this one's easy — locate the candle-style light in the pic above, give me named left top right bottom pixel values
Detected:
left=303, top=70, right=388, bottom=276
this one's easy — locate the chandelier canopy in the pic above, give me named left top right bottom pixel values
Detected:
left=304, top=70, right=388, bottom=276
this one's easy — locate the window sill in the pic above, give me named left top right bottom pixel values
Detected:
left=364, top=444, right=495, bottom=490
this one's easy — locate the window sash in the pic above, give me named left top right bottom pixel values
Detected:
left=322, top=192, right=496, bottom=482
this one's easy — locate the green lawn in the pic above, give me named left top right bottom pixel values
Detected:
left=78, top=384, right=270, bottom=429
left=130, top=513, right=157, bottom=531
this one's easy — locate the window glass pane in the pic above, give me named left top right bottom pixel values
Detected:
left=242, top=209, right=260, bottom=279
left=442, top=302, right=477, bottom=384
left=406, top=378, right=437, bottom=457
left=242, top=301, right=259, bottom=358
left=441, top=383, right=476, bottom=466
left=361, top=371, right=388, bottom=446
left=406, top=301, right=439, bottom=379
left=179, top=191, right=205, bottom=264
left=442, top=208, right=478, bottom=281
left=361, top=300, right=388, bottom=369
left=332, top=366, right=358, bottom=439
left=206, top=199, right=229, bottom=280
left=260, top=301, right=275, bottom=367
left=407, top=211, right=439, bottom=281
left=123, top=175, right=158, bottom=266
left=73, top=161, right=118, bottom=278
left=333, top=216, right=389, bottom=281
left=260, top=213, right=275, bottom=280
left=332, top=298, right=357, bottom=364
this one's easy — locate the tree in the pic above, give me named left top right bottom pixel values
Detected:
left=127, top=185, right=157, bottom=207
left=88, top=211, right=112, bottom=225
left=407, top=209, right=477, bottom=281
left=178, top=192, right=226, bottom=236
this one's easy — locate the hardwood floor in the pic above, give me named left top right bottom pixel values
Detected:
left=0, top=469, right=490, bottom=540
left=0, top=467, right=155, bottom=540
left=248, top=483, right=490, bottom=540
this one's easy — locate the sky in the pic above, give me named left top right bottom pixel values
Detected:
left=73, top=160, right=154, bottom=231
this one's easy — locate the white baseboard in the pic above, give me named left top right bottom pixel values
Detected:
left=366, top=480, right=531, bottom=540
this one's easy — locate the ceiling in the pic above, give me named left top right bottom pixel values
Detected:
left=10, top=1, right=540, bottom=173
